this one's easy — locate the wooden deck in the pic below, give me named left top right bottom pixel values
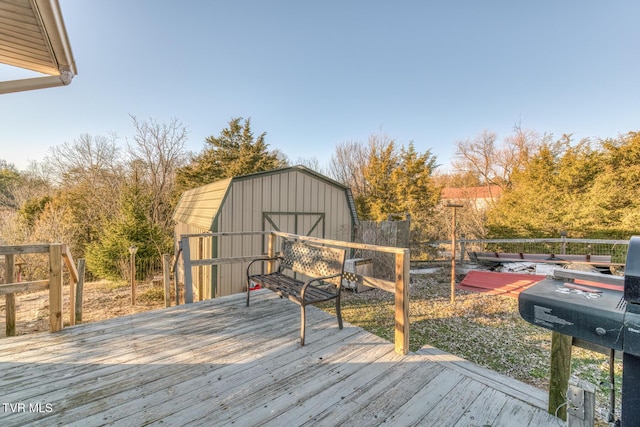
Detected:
left=0, top=290, right=559, bottom=426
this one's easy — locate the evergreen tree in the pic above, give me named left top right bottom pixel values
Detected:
left=393, top=143, right=439, bottom=213
left=582, top=132, right=640, bottom=234
left=487, top=143, right=564, bottom=237
left=486, top=133, right=640, bottom=238
left=176, top=117, right=285, bottom=191
left=85, top=176, right=172, bottom=280
left=362, top=136, right=399, bottom=221
left=391, top=143, right=439, bottom=240
left=329, top=134, right=440, bottom=230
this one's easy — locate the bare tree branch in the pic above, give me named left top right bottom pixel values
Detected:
left=128, top=115, right=189, bottom=229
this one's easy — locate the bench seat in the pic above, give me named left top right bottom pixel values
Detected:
left=246, top=240, right=346, bottom=346
left=249, top=272, right=340, bottom=304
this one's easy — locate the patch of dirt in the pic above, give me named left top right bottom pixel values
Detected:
left=0, top=280, right=167, bottom=337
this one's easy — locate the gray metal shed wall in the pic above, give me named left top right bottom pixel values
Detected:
left=215, top=169, right=353, bottom=296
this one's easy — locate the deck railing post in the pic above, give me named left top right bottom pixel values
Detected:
left=163, top=253, right=171, bottom=307
left=267, top=233, right=277, bottom=273
left=395, top=249, right=410, bottom=355
left=174, top=245, right=182, bottom=305
left=197, top=237, right=204, bottom=301
left=64, top=245, right=76, bottom=326
left=61, top=245, right=79, bottom=326
left=5, top=253, right=15, bottom=336
left=181, top=235, right=194, bottom=303
left=75, top=258, right=85, bottom=323
left=49, top=243, right=63, bottom=332
left=549, top=331, right=572, bottom=420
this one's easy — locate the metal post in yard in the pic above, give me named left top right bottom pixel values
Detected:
left=447, top=204, right=463, bottom=304
left=129, top=245, right=138, bottom=305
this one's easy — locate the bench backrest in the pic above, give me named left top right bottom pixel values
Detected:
left=280, top=240, right=346, bottom=287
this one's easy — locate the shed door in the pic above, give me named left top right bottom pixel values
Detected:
left=263, top=212, right=325, bottom=250
left=262, top=212, right=326, bottom=280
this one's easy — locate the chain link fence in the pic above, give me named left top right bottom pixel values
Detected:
left=460, top=238, right=629, bottom=264
left=1, top=253, right=175, bottom=338
left=423, top=237, right=629, bottom=268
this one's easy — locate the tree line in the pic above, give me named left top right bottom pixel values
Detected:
left=1, top=116, right=639, bottom=280
left=0, top=116, right=288, bottom=280
left=448, top=126, right=640, bottom=240
left=485, top=132, right=640, bottom=239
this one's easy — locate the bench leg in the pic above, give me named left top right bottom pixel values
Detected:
left=246, top=278, right=251, bottom=307
left=300, top=305, right=306, bottom=346
left=336, top=294, right=343, bottom=330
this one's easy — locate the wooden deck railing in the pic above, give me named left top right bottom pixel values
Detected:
left=1, top=243, right=79, bottom=336
left=178, top=231, right=411, bottom=354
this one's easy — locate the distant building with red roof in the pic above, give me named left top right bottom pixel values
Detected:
left=440, top=185, right=502, bottom=210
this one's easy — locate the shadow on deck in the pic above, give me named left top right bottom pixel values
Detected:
left=0, top=290, right=560, bottom=426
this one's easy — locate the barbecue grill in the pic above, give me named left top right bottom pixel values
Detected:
left=519, top=236, right=640, bottom=426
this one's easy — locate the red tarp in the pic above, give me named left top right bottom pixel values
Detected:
left=458, top=271, right=546, bottom=297
left=459, top=270, right=623, bottom=298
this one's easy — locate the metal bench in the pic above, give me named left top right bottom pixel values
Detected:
left=246, top=239, right=346, bottom=346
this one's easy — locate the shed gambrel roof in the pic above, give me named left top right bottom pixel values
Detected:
left=173, top=177, right=232, bottom=230
left=172, top=166, right=359, bottom=230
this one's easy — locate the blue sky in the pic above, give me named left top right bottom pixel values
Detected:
left=1, top=1, right=639, bottom=172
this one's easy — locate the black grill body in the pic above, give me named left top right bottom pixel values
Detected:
left=519, top=280, right=625, bottom=351
left=518, top=236, right=640, bottom=426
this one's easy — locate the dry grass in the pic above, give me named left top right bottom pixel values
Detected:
left=320, top=267, right=622, bottom=426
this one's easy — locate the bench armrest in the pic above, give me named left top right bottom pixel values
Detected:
left=246, top=256, right=283, bottom=278
left=300, top=272, right=344, bottom=300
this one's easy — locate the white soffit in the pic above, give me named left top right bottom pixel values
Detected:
left=0, top=0, right=77, bottom=94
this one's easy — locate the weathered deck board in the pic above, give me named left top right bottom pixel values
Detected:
left=0, top=289, right=559, bottom=426
left=453, top=387, right=511, bottom=427
left=416, top=345, right=549, bottom=409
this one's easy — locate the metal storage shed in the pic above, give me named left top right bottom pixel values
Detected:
left=173, top=165, right=359, bottom=298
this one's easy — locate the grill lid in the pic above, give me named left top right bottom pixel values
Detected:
left=625, top=236, right=640, bottom=303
